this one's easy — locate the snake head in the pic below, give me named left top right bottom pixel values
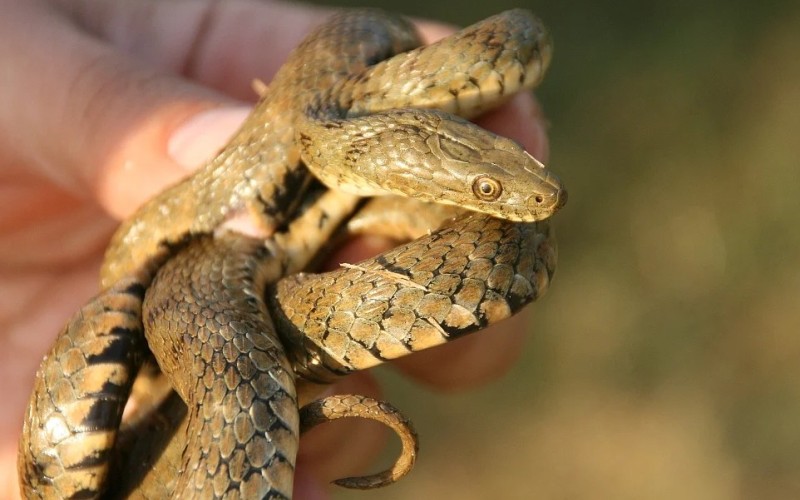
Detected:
left=300, top=108, right=566, bottom=222
left=423, top=116, right=567, bottom=221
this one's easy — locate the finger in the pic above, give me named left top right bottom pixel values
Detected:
left=297, top=373, right=390, bottom=488
left=1, top=0, right=332, bottom=220
left=392, top=311, right=530, bottom=390
left=1, top=1, right=217, bottom=216
left=60, top=1, right=455, bottom=102
left=55, top=0, right=331, bottom=100
left=478, top=93, right=550, bottom=162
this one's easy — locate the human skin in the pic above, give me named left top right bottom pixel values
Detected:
left=0, top=0, right=550, bottom=498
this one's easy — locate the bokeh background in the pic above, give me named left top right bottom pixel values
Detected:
left=308, top=0, right=800, bottom=498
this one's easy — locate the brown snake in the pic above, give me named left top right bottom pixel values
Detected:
left=18, top=9, right=565, bottom=499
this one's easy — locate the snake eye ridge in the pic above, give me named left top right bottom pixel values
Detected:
left=472, top=175, right=503, bottom=201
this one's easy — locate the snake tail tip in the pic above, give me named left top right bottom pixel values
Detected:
left=331, top=475, right=391, bottom=490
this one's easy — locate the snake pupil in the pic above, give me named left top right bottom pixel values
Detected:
left=472, top=175, right=502, bottom=201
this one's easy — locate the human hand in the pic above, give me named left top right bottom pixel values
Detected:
left=0, top=0, right=549, bottom=498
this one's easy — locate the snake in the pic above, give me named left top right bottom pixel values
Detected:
left=18, top=8, right=564, bottom=499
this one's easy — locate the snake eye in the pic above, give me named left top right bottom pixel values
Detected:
left=472, top=175, right=503, bottom=201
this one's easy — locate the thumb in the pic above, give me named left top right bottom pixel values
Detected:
left=0, top=0, right=327, bottom=219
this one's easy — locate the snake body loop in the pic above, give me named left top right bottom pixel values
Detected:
left=297, top=9, right=563, bottom=220
left=19, top=9, right=563, bottom=499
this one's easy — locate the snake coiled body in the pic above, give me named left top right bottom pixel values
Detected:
left=18, top=9, right=564, bottom=499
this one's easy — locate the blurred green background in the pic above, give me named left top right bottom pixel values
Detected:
left=309, top=0, right=800, bottom=498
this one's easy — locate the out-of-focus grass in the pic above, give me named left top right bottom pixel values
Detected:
left=308, top=0, right=800, bottom=497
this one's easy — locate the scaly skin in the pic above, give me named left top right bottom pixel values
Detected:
left=272, top=212, right=556, bottom=382
left=124, top=206, right=555, bottom=498
left=100, top=8, right=561, bottom=289
left=18, top=9, right=564, bottom=499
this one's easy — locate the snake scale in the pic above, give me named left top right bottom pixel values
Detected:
left=18, top=8, right=565, bottom=499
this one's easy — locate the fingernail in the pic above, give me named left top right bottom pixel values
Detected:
left=168, top=106, right=251, bottom=170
